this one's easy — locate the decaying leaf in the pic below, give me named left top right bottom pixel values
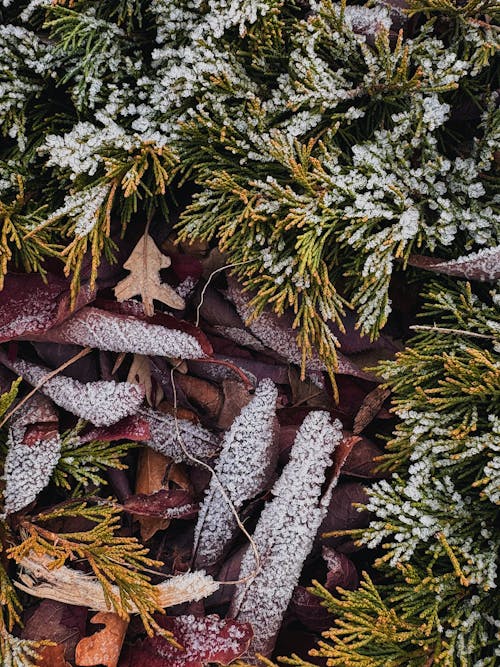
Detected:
left=114, top=233, right=185, bottom=314
left=75, top=612, right=128, bottom=667
left=122, top=614, right=253, bottom=667
left=3, top=395, right=61, bottom=515
left=194, top=379, right=278, bottom=569
left=4, top=356, right=145, bottom=427
left=353, top=385, right=391, bottom=434
left=408, top=246, right=500, bottom=281
left=134, top=448, right=172, bottom=540
left=16, top=553, right=219, bottom=611
left=128, top=354, right=164, bottom=407
left=229, top=411, right=343, bottom=658
left=174, top=374, right=223, bottom=420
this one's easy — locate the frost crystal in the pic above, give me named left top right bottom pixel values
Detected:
left=194, top=378, right=278, bottom=568
left=230, top=411, right=343, bottom=657
left=10, top=358, right=145, bottom=427
left=37, top=307, right=206, bottom=359
left=144, top=408, right=221, bottom=463
left=2, top=395, right=61, bottom=515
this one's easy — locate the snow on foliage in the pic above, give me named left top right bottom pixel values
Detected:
left=230, top=410, right=343, bottom=657
left=144, top=408, right=221, bottom=463
left=2, top=395, right=60, bottom=515
left=194, top=378, right=278, bottom=568
left=9, top=358, right=144, bottom=427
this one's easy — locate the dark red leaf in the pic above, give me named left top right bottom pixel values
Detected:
left=342, top=434, right=386, bottom=479
left=169, top=253, right=204, bottom=282
left=322, top=547, right=359, bottom=591
left=80, top=415, right=151, bottom=444
left=407, top=248, right=500, bottom=282
left=124, top=489, right=198, bottom=519
left=290, top=586, right=333, bottom=632
left=22, top=600, right=87, bottom=662
left=123, top=615, right=253, bottom=667
left=320, top=482, right=371, bottom=540
left=0, top=273, right=94, bottom=343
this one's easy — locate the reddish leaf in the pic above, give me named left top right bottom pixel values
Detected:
left=169, top=252, right=204, bottom=282
left=353, top=386, right=391, bottom=434
left=320, top=482, right=371, bottom=540
left=407, top=247, right=500, bottom=281
left=123, top=489, right=198, bottom=519
left=322, top=547, right=359, bottom=591
left=291, top=586, right=333, bottom=632
left=22, top=600, right=87, bottom=662
left=124, top=615, right=253, bottom=667
left=0, top=273, right=94, bottom=343
left=80, top=415, right=151, bottom=444
left=342, top=434, right=387, bottom=479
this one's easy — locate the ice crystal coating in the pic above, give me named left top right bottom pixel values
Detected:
left=10, top=358, right=145, bottom=427
left=230, top=411, right=343, bottom=657
left=2, top=395, right=61, bottom=515
left=144, top=408, right=221, bottom=463
left=40, top=307, right=205, bottom=359
left=194, top=378, right=278, bottom=568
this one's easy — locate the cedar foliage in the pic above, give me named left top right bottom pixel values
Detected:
left=0, top=0, right=499, bottom=665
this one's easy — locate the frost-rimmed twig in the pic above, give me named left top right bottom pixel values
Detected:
left=6, top=357, right=144, bottom=427
left=229, top=411, right=343, bottom=658
left=193, top=378, right=278, bottom=569
left=16, top=552, right=219, bottom=611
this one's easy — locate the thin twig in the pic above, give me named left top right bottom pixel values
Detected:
left=410, top=324, right=495, bottom=340
left=195, top=259, right=253, bottom=327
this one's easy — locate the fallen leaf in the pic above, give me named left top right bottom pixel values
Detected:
left=124, top=489, right=197, bottom=519
left=36, top=644, right=71, bottom=667
left=216, top=379, right=252, bottom=429
left=80, top=414, right=151, bottom=444
left=128, top=354, right=164, bottom=407
left=320, top=482, right=371, bottom=541
left=322, top=546, right=359, bottom=591
left=134, top=447, right=172, bottom=540
left=114, top=232, right=185, bottom=314
left=353, top=386, right=391, bottom=434
left=75, top=612, right=128, bottom=667
left=124, top=615, right=253, bottom=667
left=174, top=374, right=223, bottom=420
left=0, top=272, right=94, bottom=343
left=22, top=599, right=87, bottom=663
left=342, top=434, right=386, bottom=479
left=407, top=246, right=500, bottom=281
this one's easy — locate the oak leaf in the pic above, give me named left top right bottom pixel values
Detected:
left=114, top=233, right=185, bottom=314
left=75, top=612, right=128, bottom=667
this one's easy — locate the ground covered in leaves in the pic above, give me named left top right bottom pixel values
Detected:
left=0, top=225, right=411, bottom=666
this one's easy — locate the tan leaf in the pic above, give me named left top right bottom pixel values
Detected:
left=127, top=354, right=164, bottom=407
left=75, top=612, right=128, bottom=667
left=135, top=447, right=171, bottom=541
left=353, top=386, right=391, bottom=434
left=217, top=380, right=252, bottom=430
left=114, top=233, right=185, bottom=315
left=36, top=644, right=71, bottom=667
left=175, top=374, right=223, bottom=420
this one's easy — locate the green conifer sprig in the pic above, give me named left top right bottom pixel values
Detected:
left=8, top=500, right=165, bottom=634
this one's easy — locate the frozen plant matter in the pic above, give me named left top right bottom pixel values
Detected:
left=194, top=378, right=278, bottom=568
left=230, top=410, right=343, bottom=657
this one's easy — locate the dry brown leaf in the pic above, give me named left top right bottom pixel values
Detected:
left=36, top=644, right=71, bottom=667
left=127, top=354, right=164, bottom=407
left=75, top=612, right=128, bottom=667
left=216, top=380, right=252, bottom=429
left=114, top=233, right=185, bottom=315
left=353, top=386, right=391, bottom=434
left=175, top=374, right=223, bottom=420
left=135, top=447, right=172, bottom=541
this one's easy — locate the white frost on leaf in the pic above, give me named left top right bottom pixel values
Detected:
left=42, top=307, right=206, bottom=359
left=229, top=410, right=343, bottom=658
left=194, top=378, right=278, bottom=568
left=144, top=407, right=221, bottom=463
left=10, top=358, right=144, bottom=427
left=2, top=395, right=61, bottom=515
